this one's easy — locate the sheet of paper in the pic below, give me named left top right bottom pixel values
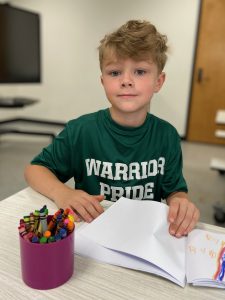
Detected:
left=186, top=229, right=225, bottom=287
left=78, top=197, right=186, bottom=285
left=75, top=224, right=184, bottom=286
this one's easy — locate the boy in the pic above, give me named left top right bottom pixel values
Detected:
left=24, top=20, right=199, bottom=238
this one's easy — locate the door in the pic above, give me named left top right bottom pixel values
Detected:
left=187, top=0, right=225, bottom=145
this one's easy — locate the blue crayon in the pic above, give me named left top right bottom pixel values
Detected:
left=56, top=214, right=62, bottom=223
left=31, top=236, right=39, bottom=243
left=54, top=214, right=64, bottom=234
left=59, top=228, right=67, bottom=239
left=54, top=233, right=61, bottom=242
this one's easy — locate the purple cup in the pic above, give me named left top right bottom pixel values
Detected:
left=19, top=216, right=74, bottom=290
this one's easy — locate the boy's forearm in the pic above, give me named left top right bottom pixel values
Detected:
left=24, top=164, right=73, bottom=204
left=24, top=164, right=105, bottom=222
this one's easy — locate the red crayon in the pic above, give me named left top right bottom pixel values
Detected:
left=23, top=232, right=33, bottom=241
left=20, top=219, right=25, bottom=225
left=62, top=208, right=71, bottom=220
left=18, top=224, right=27, bottom=237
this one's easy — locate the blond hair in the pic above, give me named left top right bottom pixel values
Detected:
left=98, top=20, right=168, bottom=72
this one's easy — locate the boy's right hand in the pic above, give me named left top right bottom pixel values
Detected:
left=24, top=165, right=104, bottom=223
left=55, top=189, right=105, bottom=223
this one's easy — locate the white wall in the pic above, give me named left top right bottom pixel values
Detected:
left=0, top=0, right=200, bottom=136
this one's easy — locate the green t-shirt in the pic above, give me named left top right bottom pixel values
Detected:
left=31, top=109, right=187, bottom=202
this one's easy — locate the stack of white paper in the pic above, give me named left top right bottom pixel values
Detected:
left=75, top=197, right=225, bottom=288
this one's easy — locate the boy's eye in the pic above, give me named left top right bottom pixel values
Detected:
left=108, top=70, right=121, bottom=77
left=135, top=69, right=146, bottom=75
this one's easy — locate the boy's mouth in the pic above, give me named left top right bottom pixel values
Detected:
left=117, top=94, right=137, bottom=98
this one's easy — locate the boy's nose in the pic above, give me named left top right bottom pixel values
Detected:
left=121, top=81, right=133, bottom=87
left=121, top=73, right=134, bottom=87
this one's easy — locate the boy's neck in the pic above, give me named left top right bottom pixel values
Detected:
left=109, top=107, right=148, bottom=127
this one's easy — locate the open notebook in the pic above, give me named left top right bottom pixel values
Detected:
left=75, top=197, right=225, bottom=288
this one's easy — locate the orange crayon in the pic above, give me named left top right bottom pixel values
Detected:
left=44, top=230, right=51, bottom=238
left=67, top=220, right=75, bottom=233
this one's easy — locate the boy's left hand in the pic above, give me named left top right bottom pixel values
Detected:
left=167, top=192, right=200, bottom=238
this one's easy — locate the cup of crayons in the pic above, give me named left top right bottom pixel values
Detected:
left=18, top=205, right=75, bottom=290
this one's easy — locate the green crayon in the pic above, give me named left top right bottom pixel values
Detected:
left=48, top=236, right=55, bottom=243
left=33, top=210, right=40, bottom=233
left=39, top=236, right=48, bottom=244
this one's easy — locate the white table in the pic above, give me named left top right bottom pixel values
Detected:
left=0, top=187, right=225, bottom=300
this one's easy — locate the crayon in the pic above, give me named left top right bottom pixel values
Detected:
left=18, top=206, right=74, bottom=243
left=19, top=218, right=25, bottom=225
left=48, top=236, right=55, bottom=243
left=31, top=236, right=39, bottom=243
left=56, top=214, right=62, bottom=224
left=47, top=209, right=62, bottom=231
left=59, top=228, right=67, bottom=239
left=44, top=230, right=51, bottom=238
left=23, top=232, right=33, bottom=242
left=18, top=224, right=27, bottom=237
left=55, top=215, right=66, bottom=234
left=67, top=220, right=75, bottom=233
left=40, top=204, right=48, bottom=215
left=54, top=233, right=61, bottom=242
left=23, top=216, right=31, bottom=232
left=23, top=215, right=30, bottom=230
left=37, top=220, right=43, bottom=236
left=39, top=236, right=48, bottom=244
left=68, top=214, right=75, bottom=223
left=33, top=210, right=40, bottom=233
left=62, top=208, right=70, bottom=219
left=29, top=213, right=35, bottom=232
left=39, top=205, right=48, bottom=233
left=64, top=218, right=69, bottom=227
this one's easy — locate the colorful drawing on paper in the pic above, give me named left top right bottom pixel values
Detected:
left=213, top=246, right=225, bottom=281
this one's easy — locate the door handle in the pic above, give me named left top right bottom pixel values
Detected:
left=197, top=68, right=203, bottom=83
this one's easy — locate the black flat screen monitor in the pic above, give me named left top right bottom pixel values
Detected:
left=0, top=4, right=41, bottom=83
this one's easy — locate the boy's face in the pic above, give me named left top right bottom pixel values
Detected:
left=101, top=55, right=165, bottom=125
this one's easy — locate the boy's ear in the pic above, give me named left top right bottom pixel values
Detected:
left=154, top=72, right=166, bottom=93
left=100, top=75, right=104, bottom=85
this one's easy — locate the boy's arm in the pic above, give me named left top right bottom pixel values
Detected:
left=166, top=192, right=200, bottom=238
left=24, top=164, right=104, bottom=222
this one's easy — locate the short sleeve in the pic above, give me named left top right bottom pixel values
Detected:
left=161, top=130, right=188, bottom=199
